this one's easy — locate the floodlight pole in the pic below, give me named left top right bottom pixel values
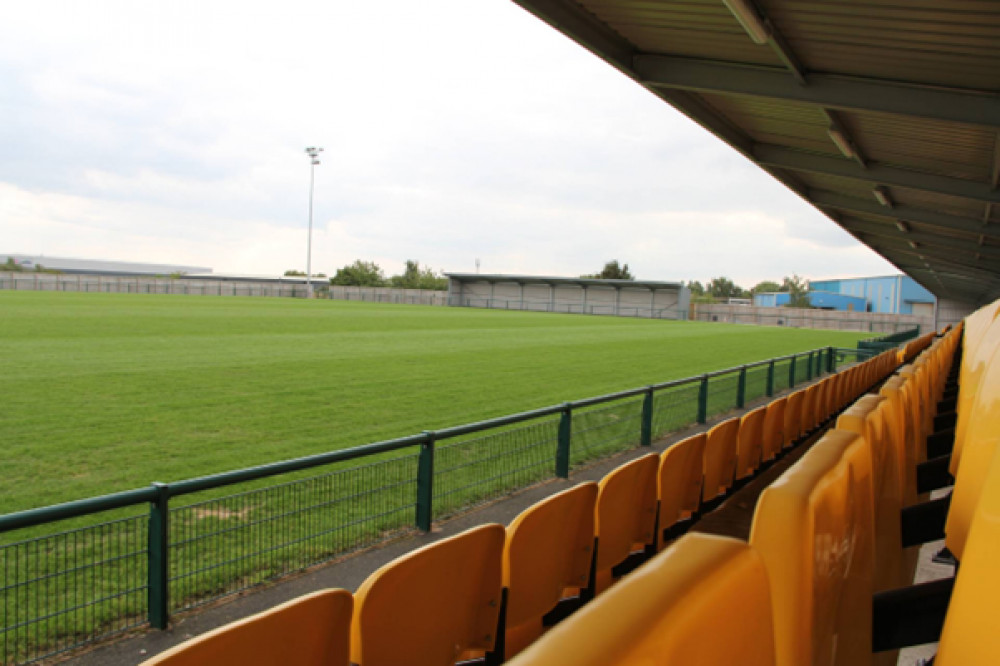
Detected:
left=305, top=146, right=323, bottom=298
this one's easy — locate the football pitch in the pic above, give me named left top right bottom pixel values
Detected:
left=0, top=291, right=868, bottom=514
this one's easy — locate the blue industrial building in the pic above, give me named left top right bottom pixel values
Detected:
left=754, top=275, right=935, bottom=315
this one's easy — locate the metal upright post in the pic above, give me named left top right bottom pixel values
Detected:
left=556, top=405, right=572, bottom=477
left=416, top=433, right=435, bottom=532
left=147, top=482, right=170, bottom=629
left=304, top=146, right=324, bottom=298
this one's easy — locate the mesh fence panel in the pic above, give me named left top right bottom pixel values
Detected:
left=744, top=364, right=771, bottom=404
left=650, top=382, right=700, bottom=439
left=570, top=397, right=644, bottom=467
left=433, top=417, right=559, bottom=518
left=705, top=371, right=740, bottom=419
left=169, top=452, right=418, bottom=613
left=794, top=354, right=812, bottom=385
left=772, top=358, right=792, bottom=393
left=1, top=514, right=147, bottom=665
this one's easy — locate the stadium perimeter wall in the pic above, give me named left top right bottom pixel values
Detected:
left=693, top=302, right=933, bottom=334
left=0, top=272, right=311, bottom=298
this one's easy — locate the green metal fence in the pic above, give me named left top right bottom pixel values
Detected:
left=1, top=345, right=855, bottom=664
left=857, top=326, right=921, bottom=354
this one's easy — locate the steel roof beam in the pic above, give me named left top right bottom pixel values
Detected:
left=754, top=144, right=1000, bottom=203
left=842, top=218, right=1000, bottom=262
left=872, top=245, right=1000, bottom=282
left=810, top=190, right=1000, bottom=240
left=634, top=55, right=1000, bottom=128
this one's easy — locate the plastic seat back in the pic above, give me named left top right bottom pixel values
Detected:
left=503, top=533, right=776, bottom=666
left=594, top=453, right=658, bottom=594
left=142, top=589, right=353, bottom=666
left=937, top=441, right=1000, bottom=665
left=945, top=339, right=1000, bottom=561
left=836, top=395, right=905, bottom=590
left=351, top=524, right=504, bottom=666
left=761, top=396, right=787, bottom=461
left=657, top=433, right=705, bottom=548
left=784, top=390, right=804, bottom=444
left=878, top=378, right=919, bottom=506
left=702, top=417, right=740, bottom=501
left=801, top=384, right=819, bottom=433
left=953, top=306, right=1000, bottom=474
left=736, top=406, right=766, bottom=480
left=503, top=483, right=597, bottom=658
left=750, top=433, right=868, bottom=666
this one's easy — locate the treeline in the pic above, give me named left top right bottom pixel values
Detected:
left=286, top=260, right=447, bottom=290
left=2, top=257, right=60, bottom=274
left=685, top=274, right=810, bottom=307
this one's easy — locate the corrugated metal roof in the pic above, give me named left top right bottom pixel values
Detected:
left=512, top=0, right=1000, bottom=306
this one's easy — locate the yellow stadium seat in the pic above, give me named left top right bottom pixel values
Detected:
left=593, top=453, right=659, bottom=595
left=761, top=397, right=787, bottom=461
left=821, top=376, right=837, bottom=423
left=702, top=417, right=740, bottom=503
left=141, top=588, right=353, bottom=666
left=837, top=394, right=908, bottom=591
left=351, top=524, right=504, bottom=666
left=784, top=390, right=804, bottom=445
left=656, top=433, right=705, bottom=549
left=952, top=306, right=1000, bottom=474
left=504, top=533, right=777, bottom=666
left=801, top=384, right=819, bottom=434
left=736, top=406, right=766, bottom=481
left=879, top=377, right=919, bottom=505
left=501, top=482, right=597, bottom=659
left=937, top=440, right=1000, bottom=665
left=945, top=337, right=1000, bottom=562
left=750, top=432, right=872, bottom=666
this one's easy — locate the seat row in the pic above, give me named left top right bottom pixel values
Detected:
left=511, top=301, right=1000, bottom=665
left=140, top=344, right=904, bottom=666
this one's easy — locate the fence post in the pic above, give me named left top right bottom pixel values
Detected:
left=828, top=346, right=836, bottom=373
left=697, top=375, right=709, bottom=424
left=416, top=432, right=435, bottom=532
left=147, top=482, right=170, bottom=630
left=806, top=352, right=814, bottom=381
left=736, top=366, right=747, bottom=409
left=556, top=404, right=572, bottom=477
left=641, top=389, right=654, bottom=447
left=788, top=355, right=797, bottom=388
left=766, top=360, right=775, bottom=397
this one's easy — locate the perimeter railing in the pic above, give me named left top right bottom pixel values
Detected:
left=2, top=344, right=859, bottom=664
left=857, top=326, right=921, bottom=353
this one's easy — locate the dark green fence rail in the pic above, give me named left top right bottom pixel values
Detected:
left=1, top=344, right=859, bottom=664
left=857, top=326, right=920, bottom=354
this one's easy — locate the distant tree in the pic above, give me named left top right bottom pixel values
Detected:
left=389, top=260, right=447, bottom=290
left=284, top=269, right=325, bottom=278
left=686, top=280, right=706, bottom=296
left=582, top=260, right=634, bottom=280
left=2, top=257, right=58, bottom=274
left=751, top=280, right=782, bottom=295
left=706, top=276, right=748, bottom=300
left=782, top=274, right=811, bottom=308
left=330, top=260, right=386, bottom=287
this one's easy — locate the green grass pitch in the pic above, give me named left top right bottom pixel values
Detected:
left=0, top=291, right=867, bottom=514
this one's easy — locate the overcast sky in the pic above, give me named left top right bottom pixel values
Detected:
left=0, top=0, right=898, bottom=287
